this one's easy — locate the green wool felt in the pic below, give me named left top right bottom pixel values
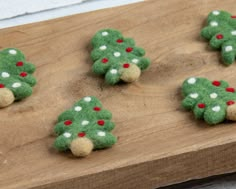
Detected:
left=182, top=77, right=236, bottom=125
left=90, top=29, right=151, bottom=84
left=0, top=48, right=36, bottom=100
left=201, top=10, right=236, bottom=65
left=54, top=96, right=117, bottom=153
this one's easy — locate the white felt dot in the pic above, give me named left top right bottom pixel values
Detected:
left=9, top=49, right=17, bottom=55
left=12, top=82, right=21, bottom=88
left=132, top=59, right=139, bottom=64
left=63, top=132, right=71, bottom=138
left=1, top=72, right=10, bottom=78
left=190, top=93, right=198, bottom=99
left=84, top=96, right=92, bottom=102
left=212, top=10, right=220, bottom=15
left=102, top=31, right=108, bottom=36
left=99, top=45, right=107, bottom=50
left=114, top=52, right=121, bottom=57
left=231, top=31, right=236, bottom=35
left=187, top=77, right=196, bottom=84
left=210, top=93, right=218, bottom=99
left=212, top=105, right=221, bottom=112
left=210, top=21, right=218, bottom=27
left=110, top=69, right=118, bottom=74
left=81, top=120, right=89, bottom=126
left=97, top=131, right=106, bottom=137
left=225, top=46, right=233, bottom=52
left=74, top=106, right=82, bottom=112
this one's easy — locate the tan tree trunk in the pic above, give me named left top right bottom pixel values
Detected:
left=70, top=137, right=94, bottom=157
left=120, top=64, right=141, bottom=83
left=0, top=88, right=15, bottom=108
left=226, top=103, right=236, bottom=121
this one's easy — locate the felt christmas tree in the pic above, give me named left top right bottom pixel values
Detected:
left=182, top=77, right=236, bottom=125
left=54, top=96, right=117, bottom=157
left=201, top=10, right=236, bottom=65
left=90, top=28, right=151, bottom=84
left=0, top=48, right=36, bottom=108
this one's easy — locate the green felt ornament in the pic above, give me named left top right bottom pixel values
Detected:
left=201, top=10, right=236, bottom=65
left=54, top=96, right=117, bottom=157
left=0, top=48, right=36, bottom=108
left=90, top=29, right=151, bottom=85
left=182, top=77, right=236, bottom=125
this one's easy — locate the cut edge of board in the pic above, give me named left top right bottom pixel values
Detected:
left=29, top=140, right=236, bottom=189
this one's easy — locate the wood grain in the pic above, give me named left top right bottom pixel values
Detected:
left=1, top=0, right=236, bottom=189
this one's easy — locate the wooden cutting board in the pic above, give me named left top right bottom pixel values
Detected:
left=1, top=0, right=236, bottom=189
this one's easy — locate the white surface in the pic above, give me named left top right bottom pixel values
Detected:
left=164, top=174, right=236, bottom=189
left=0, top=0, right=86, bottom=20
left=0, top=0, right=143, bottom=29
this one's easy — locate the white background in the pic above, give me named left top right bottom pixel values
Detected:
left=0, top=0, right=143, bottom=28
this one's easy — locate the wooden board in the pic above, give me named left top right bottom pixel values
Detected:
left=162, top=173, right=236, bottom=189
left=1, top=0, right=236, bottom=188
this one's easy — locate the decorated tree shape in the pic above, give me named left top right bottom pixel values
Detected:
left=201, top=10, right=236, bottom=65
left=182, top=77, right=236, bottom=125
left=0, top=48, right=36, bottom=108
left=54, top=96, right=117, bottom=157
left=90, top=28, right=151, bottom=84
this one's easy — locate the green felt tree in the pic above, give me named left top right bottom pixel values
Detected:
left=201, top=10, right=236, bottom=65
left=91, top=28, right=151, bottom=84
left=182, top=77, right=236, bottom=125
left=0, top=48, right=36, bottom=108
left=54, top=96, right=117, bottom=157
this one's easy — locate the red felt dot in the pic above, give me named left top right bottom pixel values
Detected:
left=126, top=47, right=133, bottom=52
left=64, top=120, right=72, bottom=126
left=226, top=87, right=235, bottom=93
left=227, top=100, right=235, bottom=106
left=78, top=132, right=86, bottom=137
left=93, top=106, right=101, bottom=111
left=123, top=63, right=130, bottom=68
left=216, top=34, right=224, bottom=39
left=0, top=84, right=5, bottom=88
left=212, top=80, right=221, bottom=86
left=97, top=120, right=105, bottom=126
left=116, top=39, right=123, bottom=43
left=198, top=103, right=206, bottom=108
left=101, top=58, right=109, bottom=63
left=231, top=15, right=236, bottom=18
left=16, top=61, right=23, bottom=66
left=20, top=72, right=27, bottom=77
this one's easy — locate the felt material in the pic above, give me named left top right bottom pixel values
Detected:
left=0, top=48, right=36, bottom=106
left=70, top=138, right=94, bottom=157
left=226, top=103, right=236, bottom=120
left=91, top=29, right=151, bottom=84
left=54, top=96, right=117, bottom=157
left=120, top=63, right=141, bottom=82
left=201, top=10, right=236, bottom=65
left=182, top=77, right=236, bottom=125
left=0, top=88, right=14, bottom=108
